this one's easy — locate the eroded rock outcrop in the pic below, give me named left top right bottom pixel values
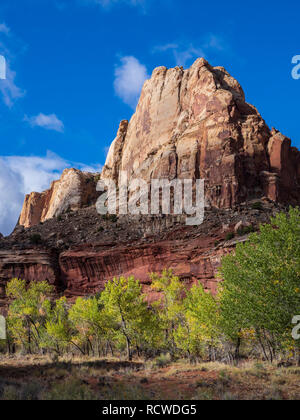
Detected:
left=0, top=201, right=281, bottom=312
left=19, top=58, right=300, bottom=229
left=1, top=58, right=299, bottom=311
left=104, top=58, right=300, bottom=209
left=19, top=169, right=99, bottom=228
left=0, top=249, right=61, bottom=312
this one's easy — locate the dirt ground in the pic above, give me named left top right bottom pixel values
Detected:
left=0, top=355, right=299, bottom=400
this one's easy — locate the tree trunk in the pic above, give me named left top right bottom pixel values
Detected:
left=126, top=335, right=132, bottom=361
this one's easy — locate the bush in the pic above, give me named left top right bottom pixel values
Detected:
left=42, top=379, right=97, bottom=400
left=108, top=214, right=118, bottom=223
left=237, top=225, right=255, bottom=236
left=225, top=232, right=235, bottom=241
left=251, top=202, right=263, bottom=210
left=101, top=214, right=118, bottom=223
left=30, top=234, right=42, bottom=245
left=1, top=381, right=42, bottom=400
left=153, top=353, right=172, bottom=368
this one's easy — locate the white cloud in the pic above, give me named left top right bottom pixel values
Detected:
left=153, top=35, right=229, bottom=68
left=0, top=24, right=25, bottom=107
left=0, top=152, right=101, bottom=236
left=0, top=62, right=24, bottom=107
left=0, top=159, right=24, bottom=237
left=79, top=0, right=147, bottom=9
left=0, top=23, right=10, bottom=36
left=25, top=113, right=65, bottom=132
left=114, top=56, right=149, bottom=109
left=153, top=43, right=205, bottom=67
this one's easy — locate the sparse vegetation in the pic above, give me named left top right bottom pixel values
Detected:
left=29, top=233, right=42, bottom=245
left=101, top=214, right=118, bottom=223
left=225, top=232, right=235, bottom=241
left=1, top=208, right=299, bottom=400
left=251, top=201, right=263, bottom=210
left=237, top=224, right=255, bottom=236
left=0, top=357, right=299, bottom=400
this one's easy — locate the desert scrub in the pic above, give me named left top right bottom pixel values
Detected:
left=152, top=353, right=172, bottom=368
left=43, top=379, right=97, bottom=400
left=237, top=225, right=255, bottom=236
left=251, top=202, right=263, bottom=210
left=225, top=232, right=235, bottom=241
left=0, top=381, right=42, bottom=400
left=102, top=383, right=152, bottom=400
left=30, top=233, right=42, bottom=245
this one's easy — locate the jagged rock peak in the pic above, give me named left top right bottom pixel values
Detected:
left=19, top=58, right=300, bottom=228
left=102, top=57, right=300, bottom=208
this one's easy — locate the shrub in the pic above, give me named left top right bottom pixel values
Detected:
left=101, top=214, right=118, bottom=223
left=237, top=225, right=255, bottom=236
left=251, top=202, right=263, bottom=210
left=225, top=232, right=235, bottom=241
left=108, top=214, right=118, bottom=223
left=153, top=353, right=172, bottom=368
left=43, top=379, right=97, bottom=400
left=30, top=233, right=42, bottom=245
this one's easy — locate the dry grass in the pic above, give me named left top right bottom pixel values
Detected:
left=0, top=355, right=299, bottom=400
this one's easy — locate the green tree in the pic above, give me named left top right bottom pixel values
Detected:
left=68, top=296, right=108, bottom=356
left=219, top=208, right=300, bottom=362
left=151, top=269, right=186, bottom=355
left=100, top=276, right=155, bottom=361
left=174, top=282, right=220, bottom=360
left=6, top=278, right=53, bottom=353
left=40, top=297, right=72, bottom=355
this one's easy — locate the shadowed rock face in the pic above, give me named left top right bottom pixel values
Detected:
left=0, top=202, right=284, bottom=311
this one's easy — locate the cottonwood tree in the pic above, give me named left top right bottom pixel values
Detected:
left=40, top=297, right=72, bottom=356
left=175, top=282, right=220, bottom=361
left=68, top=296, right=111, bottom=356
left=6, top=278, right=53, bottom=353
left=151, top=269, right=186, bottom=355
left=100, top=276, right=156, bottom=361
left=219, top=207, right=300, bottom=362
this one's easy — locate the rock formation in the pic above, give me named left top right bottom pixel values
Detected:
left=19, top=169, right=99, bottom=228
left=103, top=58, right=300, bottom=209
left=1, top=57, right=299, bottom=311
left=19, top=58, right=300, bottom=229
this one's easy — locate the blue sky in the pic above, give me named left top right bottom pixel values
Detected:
left=0, top=0, right=299, bottom=234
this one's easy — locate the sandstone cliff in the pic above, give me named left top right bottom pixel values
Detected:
left=19, top=58, right=300, bottom=229
left=103, top=58, right=300, bottom=208
left=1, top=57, right=299, bottom=312
left=19, top=168, right=99, bottom=228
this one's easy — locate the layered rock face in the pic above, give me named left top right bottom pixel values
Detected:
left=0, top=249, right=61, bottom=312
left=103, top=58, right=300, bottom=208
left=19, top=169, right=99, bottom=228
left=1, top=203, right=276, bottom=310
left=19, top=58, right=300, bottom=229
left=1, top=57, right=299, bottom=311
